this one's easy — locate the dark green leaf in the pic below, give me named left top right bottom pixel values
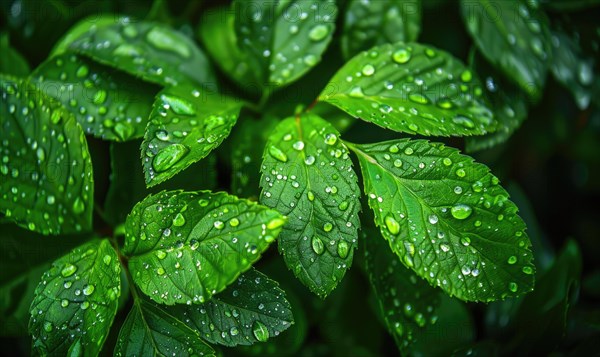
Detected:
left=460, top=0, right=551, bottom=100
left=104, top=140, right=218, bottom=227
left=549, top=30, right=595, bottom=110
left=342, top=0, right=421, bottom=59
left=260, top=114, right=361, bottom=297
left=0, top=76, right=94, bottom=235
left=509, top=239, right=582, bottom=355
left=142, top=85, right=242, bottom=187
left=348, top=139, right=535, bottom=302
left=0, top=33, right=30, bottom=76
left=364, top=228, right=441, bottom=352
left=115, top=299, right=215, bottom=357
left=466, top=52, right=529, bottom=152
left=0, top=224, right=84, bottom=336
left=29, top=239, right=121, bottom=356
left=64, top=18, right=216, bottom=87
left=320, top=42, right=496, bottom=137
left=168, top=268, right=293, bottom=346
left=123, top=190, right=285, bottom=305
left=50, top=16, right=119, bottom=57
left=31, top=53, right=157, bottom=141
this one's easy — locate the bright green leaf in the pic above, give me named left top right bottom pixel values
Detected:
left=63, top=18, right=216, bottom=87
left=28, top=239, right=121, bottom=356
left=0, top=76, right=94, bottom=235
left=168, top=268, right=293, bottom=346
left=364, top=227, right=441, bottom=352
left=342, top=0, right=421, bottom=59
left=460, top=0, right=551, bottom=100
left=466, top=52, right=529, bottom=152
left=0, top=33, right=30, bottom=76
left=115, top=298, right=215, bottom=357
left=142, top=85, right=242, bottom=187
left=549, top=30, right=595, bottom=110
left=31, top=53, right=157, bottom=141
left=123, top=190, right=285, bottom=305
left=0, top=224, right=84, bottom=336
left=259, top=114, right=361, bottom=298
left=320, top=42, right=496, bottom=137
left=348, top=139, right=535, bottom=302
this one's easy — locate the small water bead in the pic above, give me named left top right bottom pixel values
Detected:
left=393, top=159, right=403, bottom=168
left=323, top=222, right=333, bottom=232
left=76, top=65, right=89, bottom=78
left=304, top=155, right=315, bottom=165
left=82, top=284, right=95, bottom=296
left=454, top=186, right=463, bottom=194
left=349, top=86, right=364, bottom=98
left=392, top=48, right=411, bottom=64
left=408, top=93, right=428, bottom=104
left=267, top=217, right=285, bottom=230
left=155, top=250, right=167, bottom=259
left=455, top=168, right=466, bottom=177
left=229, top=218, right=240, bottom=227
left=80, top=301, right=90, bottom=310
left=173, top=213, right=186, bottom=227
left=385, top=215, right=400, bottom=235
left=337, top=241, right=349, bottom=259
left=46, top=196, right=56, bottom=205
left=36, top=147, right=46, bottom=162
left=307, top=191, right=315, bottom=201
left=61, top=264, right=77, bottom=277
left=324, top=133, right=337, bottom=145
left=440, top=244, right=450, bottom=252
left=428, top=214, right=438, bottom=224
left=522, top=266, right=534, bottom=275
left=507, top=256, right=517, bottom=264
left=362, top=64, right=375, bottom=76
left=338, top=201, right=349, bottom=211
left=157, top=267, right=166, bottom=275
left=389, top=145, right=399, bottom=153
left=214, top=221, right=225, bottom=230
left=252, top=321, right=270, bottom=342
left=93, top=90, right=107, bottom=105
left=268, top=145, right=288, bottom=162
left=461, top=266, right=471, bottom=275
left=404, top=147, right=413, bottom=155
left=508, top=282, right=518, bottom=292
left=61, top=299, right=69, bottom=307
left=460, top=70, right=472, bottom=82
left=460, top=236, right=471, bottom=246
left=451, top=204, right=472, bottom=220
left=312, top=236, right=325, bottom=255
left=408, top=123, right=419, bottom=132
left=292, top=141, right=304, bottom=151
left=308, top=24, right=329, bottom=41
left=443, top=158, right=452, bottom=166
left=103, top=255, right=112, bottom=265
left=303, top=54, right=318, bottom=66
left=230, top=327, right=239, bottom=336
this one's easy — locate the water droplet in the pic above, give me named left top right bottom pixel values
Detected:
left=408, top=123, right=419, bottom=132
left=82, top=284, right=95, bottom=296
left=155, top=130, right=170, bottom=141
left=409, top=93, right=428, bottom=104
left=252, top=321, right=270, bottom=342
left=230, top=326, right=239, bottom=336
left=323, top=222, right=333, bottom=232
left=61, top=264, right=77, bottom=277
left=440, top=243, right=450, bottom=252
left=43, top=321, right=53, bottom=332
left=61, top=299, right=69, bottom=307
left=522, top=266, right=534, bottom=275
left=268, top=145, right=288, bottom=162
left=362, top=64, right=375, bottom=76
left=307, top=191, right=315, bottom=201
left=455, top=168, right=466, bottom=177
left=428, top=215, right=438, bottom=224
left=80, top=301, right=90, bottom=310
left=155, top=250, right=167, bottom=259
left=36, top=147, right=46, bottom=162
left=292, top=141, right=304, bottom=150
left=303, top=54, right=318, bottom=66
left=76, top=65, right=89, bottom=78
left=304, top=155, right=315, bottom=165
left=349, top=86, right=364, bottom=98
left=229, top=218, right=240, bottom=227
left=392, top=48, right=411, bottom=64
left=173, top=213, right=186, bottom=227
left=103, top=255, right=112, bottom=265
left=452, top=116, right=475, bottom=129
left=507, top=256, right=517, bottom=264
left=308, top=24, right=329, bottom=41
left=157, top=267, right=165, bottom=275
left=338, top=201, right=349, bottom=211
left=161, top=94, right=196, bottom=115
left=267, top=217, right=285, bottom=230
left=451, top=204, right=472, bottom=220
left=324, top=133, right=337, bottom=145
left=337, top=241, right=349, bottom=258
left=508, top=282, right=518, bottom=292
left=152, top=144, right=189, bottom=172
left=404, top=147, right=414, bottom=155
left=442, top=158, right=452, bottom=166
left=312, top=236, right=325, bottom=255
left=385, top=215, right=400, bottom=235
left=460, top=70, right=472, bottom=82
left=393, top=159, right=403, bottom=168
left=214, top=221, right=225, bottom=230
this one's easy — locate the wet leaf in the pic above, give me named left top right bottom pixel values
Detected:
left=342, top=0, right=421, bottom=59
left=31, top=53, right=157, bottom=141
left=28, top=239, right=121, bottom=356
left=142, top=85, right=242, bottom=187
left=168, top=268, right=293, bottom=346
left=259, top=114, right=361, bottom=298
left=123, top=190, right=285, bottom=305
left=460, top=0, right=552, bottom=100
left=115, top=298, right=215, bottom=357
left=348, top=139, right=535, bottom=302
left=0, top=76, right=94, bottom=235
left=320, top=42, right=496, bottom=137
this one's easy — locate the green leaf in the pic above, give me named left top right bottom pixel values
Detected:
left=142, top=85, right=242, bottom=187
left=348, top=139, right=535, bottom=302
left=104, top=140, right=218, bottom=227
left=123, top=190, right=285, bottom=305
left=460, top=0, right=551, bottom=100
left=0, top=33, right=30, bottom=76
left=115, top=298, right=215, bottom=357
left=168, top=268, right=293, bottom=346
left=0, top=75, right=94, bottom=235
left=259, top=114, right=361, bottom=297
left=364, top=227, right=441, bottom=352
left=466, top=52, right=529, bottom=152
left=31, top=53, right=157, bottom=141
left=319, top=42, right=496, bottom=137
left=28, top=239, right=121, bottom=356
left=0, top=224, right=84, bottom=336
left=50, top=16, right=119, bottom=57
left=549, top=30, right=595, bottom=110
left=341, top=0, right=421, bottom=59
left=63, top=18, right=215, bottom=87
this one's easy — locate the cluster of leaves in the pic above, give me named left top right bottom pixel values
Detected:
left=0, top=0, right=598, bottom=355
